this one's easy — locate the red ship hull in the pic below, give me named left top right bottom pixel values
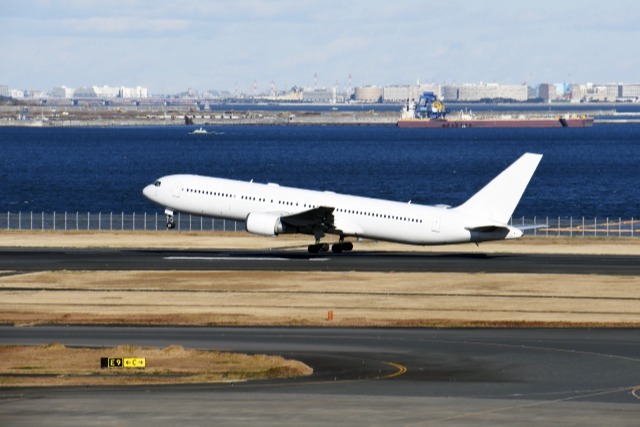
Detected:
left=397, top=118, right=594, bottom=128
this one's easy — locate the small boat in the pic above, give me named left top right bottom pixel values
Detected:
left=190, top=127, right=208, bottom=134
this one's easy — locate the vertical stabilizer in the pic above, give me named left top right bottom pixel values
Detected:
left=454, top=153, right=542, bottom=223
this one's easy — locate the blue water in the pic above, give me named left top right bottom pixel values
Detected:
left=1, top=125, right=639, bottom=218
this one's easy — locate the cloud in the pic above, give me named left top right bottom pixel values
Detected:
left=2, top=0, right=640, bottom=92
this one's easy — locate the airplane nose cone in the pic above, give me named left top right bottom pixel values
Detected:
left=142, top=184, right=156, bottom=201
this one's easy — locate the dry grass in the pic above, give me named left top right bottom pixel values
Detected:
left=0, top=343, right=312, bottom=387
left=1, top=270, right=640, bottom=327
left=1, top=231, right=640, bottom=328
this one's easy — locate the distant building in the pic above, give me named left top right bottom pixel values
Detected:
left=620, top=83, right=640, bottom=99
left=440, top=83, right=527, bottom=102
left=50, top=86, right=75, bottom=98
left=70, top=85, right=148, bottom=99
left=383, top=84, right=440, bottom=103
left=570, top=84, right=588, bottom=102
left=119, top=86, right=148, bottom=98
left=73, top=87, right=97, bottom=98
left=441, top=85, right=459, bottom=101
left=539, top=84, right=556, bottom=103
left=353, top=86, right=383, bottom=103
left=301, top=88, right=334, bottom=103
left=0, top=85, right=9, bottom=97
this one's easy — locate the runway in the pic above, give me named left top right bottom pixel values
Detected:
left=1, top=326, right=639, bottom=426
left=1, top=247, right=640, bottom=274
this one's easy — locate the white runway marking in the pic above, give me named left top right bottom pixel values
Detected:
left=164, top=256, right=329, bottom=262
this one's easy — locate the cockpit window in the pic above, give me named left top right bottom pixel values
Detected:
left=154, top=180, right=162, bottom=187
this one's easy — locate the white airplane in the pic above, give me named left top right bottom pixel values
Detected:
left=143, top=153, right=542, bottom=253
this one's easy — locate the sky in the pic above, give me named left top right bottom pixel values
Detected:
left=2, top=0, right=639, bottom=94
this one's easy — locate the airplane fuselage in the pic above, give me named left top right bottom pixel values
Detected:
left=143, top=174, right=522, bottom=246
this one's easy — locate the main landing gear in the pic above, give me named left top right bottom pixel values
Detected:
left=307, top=237, right=353, bottom=254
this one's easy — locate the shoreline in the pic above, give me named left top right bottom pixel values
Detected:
left=0, top=104, right=631, bottom=127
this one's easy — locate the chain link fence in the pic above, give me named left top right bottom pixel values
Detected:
left=1, top=211, right=638, bottom=238
left=1, top=211, right=242, bottom=232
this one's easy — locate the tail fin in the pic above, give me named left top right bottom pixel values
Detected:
left=454, top=153, right=542, bottom=223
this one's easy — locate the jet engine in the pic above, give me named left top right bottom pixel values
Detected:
left=245, top=212, right=286, bottom=236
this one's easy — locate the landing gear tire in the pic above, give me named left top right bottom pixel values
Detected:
left=166, top=216, right=175, bottom=229
left=331, top=241, right=353, bottom=253
left=308, top=243, right=329, bottom=254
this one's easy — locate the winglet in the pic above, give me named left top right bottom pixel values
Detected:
left=454, top=153, right=542, bottom=223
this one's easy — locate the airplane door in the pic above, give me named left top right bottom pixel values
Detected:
left=431, top=217, right=441, bottom=233
left=172, top=182, right=182, bottom=198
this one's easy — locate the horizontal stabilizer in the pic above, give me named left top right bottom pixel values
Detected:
left=465, top=225, right=511, bottom=233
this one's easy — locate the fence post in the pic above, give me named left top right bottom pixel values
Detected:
left=42, top=212, right=44, bottom=231
left=133, top=212, right=136, bottom=231
left=30, top=211, right=33, bottom=230
left=594, top=217, right=597, bottom=237
left=18, top=211, right=21, bottom=230
left=53, top=212, right=56, bottom=230
left=545, top=216, right=549, bottom=237
left=606, top=217, right=609, bottom=237
left=570, top=216, right=573, bottom=237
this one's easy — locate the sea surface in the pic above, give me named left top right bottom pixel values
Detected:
left=1, top=124, right=639, bottom=218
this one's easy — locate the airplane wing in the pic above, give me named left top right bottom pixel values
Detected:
left=280, top=206, right=335, bottom=229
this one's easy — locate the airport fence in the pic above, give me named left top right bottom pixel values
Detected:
left=1, top=211, right=242, bottom=233
left=1, top=211, right=638, bottom=238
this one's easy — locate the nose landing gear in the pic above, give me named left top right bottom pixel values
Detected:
left=165, top=209, right=176, bottom=229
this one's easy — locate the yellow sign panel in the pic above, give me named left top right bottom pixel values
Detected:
left=101, top=357, right=146, bottom=369
left=123, top=358, right=146, bottom=368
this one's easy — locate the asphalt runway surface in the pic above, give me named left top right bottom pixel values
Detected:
left=1, top=326, right=639, bottom=426
left=1, top=247, right=640, bottom=274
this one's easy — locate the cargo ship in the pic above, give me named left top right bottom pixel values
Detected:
left=397, top=92, right=594, bottom=128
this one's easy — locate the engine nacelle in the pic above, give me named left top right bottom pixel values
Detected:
left=245, top=212, right=286, bottom=236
